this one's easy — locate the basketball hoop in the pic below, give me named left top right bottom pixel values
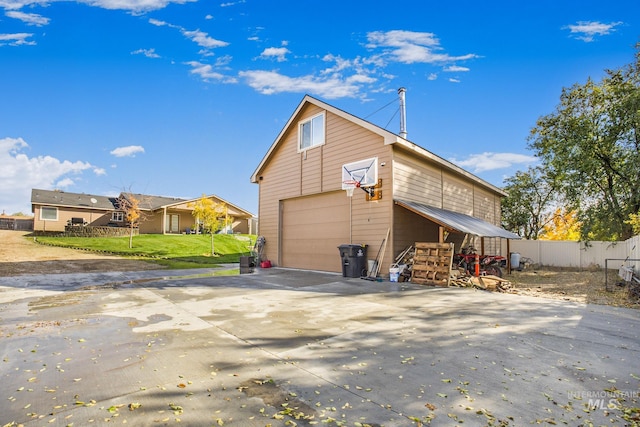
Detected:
left=342, top=180, right=359, bottom=197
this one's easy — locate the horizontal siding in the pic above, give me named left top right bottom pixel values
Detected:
left=32, top=206, right=112, bottom=232
left=392, top=146, right=507, bottom=257
left=392, top=150, right=442, bottom=206
left=442, top=171, right=473, bottom=215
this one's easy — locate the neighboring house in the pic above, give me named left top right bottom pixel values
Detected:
left=251, top=94, right=519, bottom=275
left=31, top=189, right=255, bottom=235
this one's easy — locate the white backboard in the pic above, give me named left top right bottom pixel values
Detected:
left=342, top=157, right=378, bottom=188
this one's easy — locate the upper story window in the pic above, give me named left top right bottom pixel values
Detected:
left=40, top=206, right=58, bottom=221
left=112, top=212, right=124, bottom=222
left=298, top=112, right=325, bottom=151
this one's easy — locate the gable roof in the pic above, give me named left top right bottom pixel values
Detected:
left=31, top=189, right=117, bottom=211
left=250, top=95, right=506, bottom=197
left=122, top=193, right=254, bottom=217
left=30, top=189, right=255, bottom=218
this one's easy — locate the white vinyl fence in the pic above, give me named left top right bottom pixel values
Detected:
left=508, top=234, right=640, bottom=270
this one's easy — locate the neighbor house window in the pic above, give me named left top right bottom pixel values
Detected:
left=41, top=207, right=58, bottom=221
left=112, top=212, right=124, bottom=222
left=298, top=112, right=325, bottom=151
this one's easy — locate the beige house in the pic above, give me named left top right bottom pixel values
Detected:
left=251, top=95, right=519, bottom=275
left=31, top=189, right=255, bottom=235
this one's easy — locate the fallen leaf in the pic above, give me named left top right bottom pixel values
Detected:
left=128, top=403, right=141, bottom=411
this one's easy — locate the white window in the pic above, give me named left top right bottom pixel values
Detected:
left=40, top=207, right=58, bottom=221
left=112, top=212, right=124, bottom=222
left=298, top=112, right=325, bottom=151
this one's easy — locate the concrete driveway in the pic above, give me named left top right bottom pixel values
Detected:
left=1, top=267, right=639, bottom=426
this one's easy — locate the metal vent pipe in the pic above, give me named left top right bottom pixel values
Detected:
left=398, top=87, right=407, bottom=139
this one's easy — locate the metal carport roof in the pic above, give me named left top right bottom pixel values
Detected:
left=395, top=199, right=521, bottom=239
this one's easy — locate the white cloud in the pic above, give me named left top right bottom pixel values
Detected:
left=452, top=152, right=538, bottom=173
left=149, top=18, right=167, bottom=26
left=131, top=48, right=160, bottom=58
left=449, top=78, right=461, bottom=83
left=5, top=10, right=49, bottom=25
left=185, top=61, right=237, bottom=83
left=366, top=30, right=479, bottom=64
left=259, top=46, right=290, bottom=62
left=220, top=0, right=245, bottom=6
left=181, top=28, right=228, bottom=49
left=81, top=0, right=196, bottom=12
left=443, top=65, right=469, bottom=72
left=0, top=137, right=93, bottom=214
left=94, top=167, right=107, bottom=176
left=563, top=20, right=623, bottom=42
left=110, top=145, right=145, bottom=157
left=427, top=73, right=438, bottom=80
left=0, top=32, right=35, bottom=46
left=239, top=70, right=364, bottom=99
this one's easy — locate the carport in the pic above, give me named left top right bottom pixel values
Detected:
left=394, top=199, right=522, bottom=271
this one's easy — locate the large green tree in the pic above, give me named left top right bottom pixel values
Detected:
left=501, top=166, right=557, bottom=239
left=528, top=44, right=640, bottom=241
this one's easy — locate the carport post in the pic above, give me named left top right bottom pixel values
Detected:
left=507, top=238, right=511, bottom=274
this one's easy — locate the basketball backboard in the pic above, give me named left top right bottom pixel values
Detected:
left=342, top=157, right=378, bottom=189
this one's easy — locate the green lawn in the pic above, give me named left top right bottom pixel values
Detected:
left=34, top=233, right=257, bottom=269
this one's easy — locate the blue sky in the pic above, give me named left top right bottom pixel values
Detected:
left=1, top=0, right=638, bottom=217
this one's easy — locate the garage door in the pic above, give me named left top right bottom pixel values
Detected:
left=281, top=192, right=350, bottom=272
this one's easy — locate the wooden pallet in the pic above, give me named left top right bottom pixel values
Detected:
left=410, top=242, right=454, bottom=286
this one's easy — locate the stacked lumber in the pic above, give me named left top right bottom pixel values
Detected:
left=410, top=242, right=454, bottom=286
left=449, top=272, right=515, bottom=293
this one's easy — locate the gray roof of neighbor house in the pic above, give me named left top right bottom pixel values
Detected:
left=31, top=189, right=117, bottom=210
left=122, top=193, right=189, bottom=211
left=31, top=189, right=255, bottom=218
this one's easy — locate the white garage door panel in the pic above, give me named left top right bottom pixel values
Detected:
left=282, top=192, right=350, bottom=272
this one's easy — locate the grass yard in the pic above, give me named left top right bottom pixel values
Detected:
left=34, top=233, right=257, bottom=269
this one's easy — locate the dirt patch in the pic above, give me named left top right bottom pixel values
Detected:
left=509, top=267, right=638, bottom=308
left=0, top=230, right=163, bottom=277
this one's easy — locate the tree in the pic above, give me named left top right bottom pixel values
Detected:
left=191, top=195, right=234, bottom=256
left=626, top=212, right=640, bottom=235
left=539, top=208, right=581, bottom=241
left=118, top=193, right=141, bottom=249
left=501, top=166, right=557, bottom=239
left=528, top=44, right=640, bottom=241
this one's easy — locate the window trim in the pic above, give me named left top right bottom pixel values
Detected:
left=40, top=206, right=58, bottom=221
left=111, top=212, right=124, bottom=222
left=298, top=112, right=325, bottom=152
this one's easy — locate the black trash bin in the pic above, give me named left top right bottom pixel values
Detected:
left=239, top=255, right=254, bottom=274
left=338, top=244, right=368, bottom=278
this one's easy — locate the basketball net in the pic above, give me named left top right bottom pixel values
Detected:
left=343, top=180, right=359, bottom=198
